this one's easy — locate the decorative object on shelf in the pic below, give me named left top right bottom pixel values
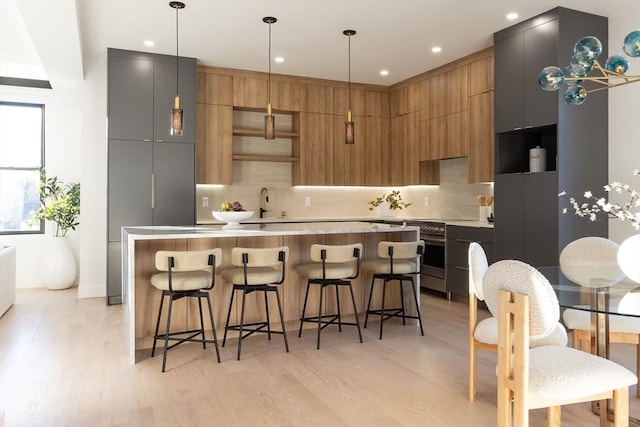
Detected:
left=263, top=16, right=277, bottom=140
left=212, top=210, right=254, bottom=230
left=538, top=32, right=640, bottom=105
left=343, top=29, right=356, bottom=144
left=169, top=1, right=186, bottom=136
left=368, top=190, right=411, bottom=217
left=477, top=195, right=493, bottom=224
left=558, top=169, right=640, bottom=231
left=28, top=169, right=80, bottom=290
left=529, top=146, right=546, bottom=172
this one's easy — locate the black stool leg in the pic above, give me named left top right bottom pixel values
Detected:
left=379, top=279, right=387, bottom=339
left=151, top=291, right=166, bottom=357
left=410, top=277, right=424, bottom=336
left=237, top=288, right=248, bottom=361
left=298, top=280, right=311, bottom=338
left=400, top=279, right=407, bottom=325
left=222, top=286, right=237, bottom=347
left=161, top=294, right=175, bottom=372
left=197, top=295, right=207, bottom=349
left=335, top=284, right=342, bottom=332
left=274, top=287, right=289, bottom=352
left=264, top=288, right=272, bottom=341
left=317, top=283, right=323, bottom=350
left=365, top=276, right=377, bottom=329
left=205, top=292, right=221, bottom=362
left=347, top=282, right=363, bottom=343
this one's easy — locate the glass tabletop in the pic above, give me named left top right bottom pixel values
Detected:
left=538, top=266, right=640, bottom=317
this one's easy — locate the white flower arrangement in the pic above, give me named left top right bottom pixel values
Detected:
left=558, top=169, right=640, bottom=231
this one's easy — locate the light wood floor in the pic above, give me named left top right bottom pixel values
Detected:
left=0, top=288, right=637, bottom=427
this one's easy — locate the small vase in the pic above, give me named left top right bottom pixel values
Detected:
left=41, top=236, right=77, bottom=290
left=376, top=202, right=394, bottom=218
left=617, top=234, right=640, bottom=283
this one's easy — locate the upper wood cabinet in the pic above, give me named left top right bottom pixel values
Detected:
left=333, top=88, right=388, bottom=117
left=422, top=111, right=469, bottom=160
left=468, top=56, right=494, bottom=96
left=389, top=112, right=420, bottom=186
left=428, top=66, right=468, bottom=119
left=468, top=91, right=494, bottom=183
left=197, top=72, right=233, bottom=106
left=233, top=76, right=268, bottom=109
left=390, top=82, right=420, bottom=117
left=293, top=112, right=334, bottom=186
left=196, top=103, right=232, bottom=184
left=300, top=84, right=334, bottom=113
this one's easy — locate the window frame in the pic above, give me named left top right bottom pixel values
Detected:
left=0, top=101, right=46, bottom=235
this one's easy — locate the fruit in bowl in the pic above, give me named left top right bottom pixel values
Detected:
left=219, top=200, right=245, bottom=212
left=212, top=203, right=253, bottom=229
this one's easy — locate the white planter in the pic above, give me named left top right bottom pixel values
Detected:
left=376, top=202, right=395, bottom=217
left=41, top=236, right=77, bottom=290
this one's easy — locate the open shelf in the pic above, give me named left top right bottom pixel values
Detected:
left=232, top=154, right=298, bottom=163
left=233, top=128, right=299, bottom=138
left=495, top=124, right=557, bottom=175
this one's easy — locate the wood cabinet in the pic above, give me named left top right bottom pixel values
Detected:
left=196, top=104, right=232, bottom=184
left=197, top=72, right=232, bottom=106
left=421, top=111, right=468, bottom=161
left=468, top=91, right=494, bottom=183
left=232, top=76, right=267, bottom=109
left=428, top=66, right=468, bottom=119
left=389, top=112, right=419, bottom=186
left=445, top=225, right=494, bottom=298
left=300, top=84, right=334, bottom=113
left=293, top=112, right=334, bottom=185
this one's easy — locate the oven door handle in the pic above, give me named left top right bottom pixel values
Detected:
left=422, top=237, right=445, bottom=244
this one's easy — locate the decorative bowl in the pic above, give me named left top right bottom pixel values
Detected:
left=212, top=210, right=254, bottom=229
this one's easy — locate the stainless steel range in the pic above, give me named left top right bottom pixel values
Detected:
left=406, top=221, right=448, bottom=298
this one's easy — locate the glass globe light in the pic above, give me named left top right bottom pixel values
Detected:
left=564, top=84, right=587, bottom=105
left=568, top=55, right=593, bottom=77
left=574, top=36, right=602, bottom=61
left=605, top=54, right=630, bottom=74
left=623, top=30, right=640, bottom=57
left=538, top=66, right=565, bottom=91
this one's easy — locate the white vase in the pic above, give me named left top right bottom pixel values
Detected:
left=617, top=234, right=640, bottom=283
left=376, top=202, right=394, bottom=217
left=41, top=236, right=77, bottom=290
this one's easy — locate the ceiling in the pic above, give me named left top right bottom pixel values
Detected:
left=0, top=1, right=634, bottom=88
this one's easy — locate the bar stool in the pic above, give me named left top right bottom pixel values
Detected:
left=150, top=248, right=222, bottom=372
left=362, top=240, right=425, bottom=339
left=296, top=243, right=364, bottom=349
left=221, top=246, right=289, bottom=360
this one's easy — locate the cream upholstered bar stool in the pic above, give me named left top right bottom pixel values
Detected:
left=485, top=259, right=637, bottom=427
left=221, top=246, right=289, bottom=360
left=361, top=240, right=425, bottom=339
left=296, top=243, right=364, bottom=349
left=560, top=236, right=640, bottom=396
left=467, top=243, right=567, bottom=401
left=150, top=248, right=222, bottom=372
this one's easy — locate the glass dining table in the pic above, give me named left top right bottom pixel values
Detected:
left=539, top=266, right=640, bottom=426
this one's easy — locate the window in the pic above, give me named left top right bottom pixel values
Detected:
left=0, top=102, right=44, bottom=234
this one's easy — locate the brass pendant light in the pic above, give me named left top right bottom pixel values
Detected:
left=263, top=16, right=277, bottom=140
left=343, top=29, right=356, bottom=144
left=169, top=1, right=185, bottom=136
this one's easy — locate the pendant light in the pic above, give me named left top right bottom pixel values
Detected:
left=263, top=16, right=277, bottom=140
left=343, top=29, right=356, bottom=145
left=169, top=1, right=185, bottom=136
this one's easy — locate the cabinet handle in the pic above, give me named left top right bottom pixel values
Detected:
left=155, top=139, right=164, bottom=143
left=143, top=139, right=151, bottom=142
left=455, top=238, right=477, bottom=243
left=455, top=266, right=469, bottom=271
left=151, top=173, right=155, bottom=209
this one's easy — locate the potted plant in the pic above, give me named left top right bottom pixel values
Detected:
left=368, top=190, right=411, bottom=217
left=28, top=169, right=80, bottom=289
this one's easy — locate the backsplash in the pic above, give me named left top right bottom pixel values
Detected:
left=196, top=157, right=493, bottom=222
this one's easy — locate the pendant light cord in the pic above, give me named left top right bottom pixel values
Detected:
left=175, top=5, right=179, bottom=96
left=348, top=33, right=351, bottom=112
left=267, top=22, right=272, bottom=105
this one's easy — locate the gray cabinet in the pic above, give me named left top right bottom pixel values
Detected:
left=107, top=49, right=197, bottom=305
left=445, top=225, right=494, bottom=298
left=494, top=17, right=559, bottom=133
left=493, top=7, right=608, bottom=268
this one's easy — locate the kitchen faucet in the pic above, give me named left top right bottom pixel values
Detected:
left=259, top=187, right=269, bottom=218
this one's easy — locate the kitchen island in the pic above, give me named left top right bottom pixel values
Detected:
left=123, top=221, right=420, bottom=363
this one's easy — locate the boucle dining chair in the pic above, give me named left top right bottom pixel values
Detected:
left=560, top=236, right=640, bottom=396
left=361, top=240, right=425, bottom=339
left=296, top=243, right=364, bottom=349
left=487, top=259, right=637, bottom=427
left=221, top=246, right=289, bottom=361
left=467, top=243, right=567, bottom=402
left=150, top=248, right=222, bottom=372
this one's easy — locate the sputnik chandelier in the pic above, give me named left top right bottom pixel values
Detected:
left=538, top=30, right=640, bottom=105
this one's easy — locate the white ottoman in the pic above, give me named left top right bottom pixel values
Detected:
left=0, top=245, right=16, bottom=317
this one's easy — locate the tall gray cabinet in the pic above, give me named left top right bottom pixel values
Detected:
left=493, top=7, right=608, bottom=266
left=107, top=48, right=196, bottom=305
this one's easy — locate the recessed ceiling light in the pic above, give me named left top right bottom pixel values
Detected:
left=431, top=46, right=442, bottom=53
left=507, top=12, right=519, bottom=20
left=144, top=40, right=155, bottom=47
left=274, top=56, right=284, bottom=63
left=380, top=70, right=389, bottom=76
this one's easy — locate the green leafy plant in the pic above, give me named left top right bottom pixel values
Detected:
left=368, top=190, right=412, bottom=211
left=28, top=169, right=80, bottom=237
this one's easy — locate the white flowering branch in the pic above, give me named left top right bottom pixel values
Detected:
left=558, top=169, right=640, bottom=231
